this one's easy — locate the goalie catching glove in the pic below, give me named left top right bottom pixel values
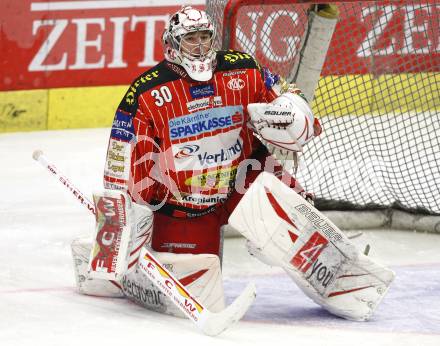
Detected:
left=248, top=92, right=321, bottom=152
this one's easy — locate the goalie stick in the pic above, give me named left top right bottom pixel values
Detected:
left=32, top=149, right=256, bottom=336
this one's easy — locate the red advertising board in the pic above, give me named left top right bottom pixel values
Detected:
left=1, top=0, right=204, bottom=91
left=324, top=1, right=440, bottom=75
left=231, top=1, right=439, bottom=77
left=1, top=0, right=439, bottom=91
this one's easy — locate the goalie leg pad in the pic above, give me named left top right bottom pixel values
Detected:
left=128, top=250, right=226, bottom=317
left=283, top=243, right=395, bottom=321
left=88, top=189, right=153, bottom=281
left=229, top=172, right=395, bottom=321
left=71, top=237, right=124, bottom=297
left=72, top=237, right=225, bottom=317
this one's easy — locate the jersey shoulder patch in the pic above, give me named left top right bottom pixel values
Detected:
left=119, top=60, right=180, bottom=112
left=216, top=50, right=261, bottom=72
left=262, top=67, right=280, bottom=90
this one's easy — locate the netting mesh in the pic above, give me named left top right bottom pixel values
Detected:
left=207, top=0, right=440, bottom=214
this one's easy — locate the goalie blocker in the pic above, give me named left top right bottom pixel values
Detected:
left=229, top=172, right=395, bottom=321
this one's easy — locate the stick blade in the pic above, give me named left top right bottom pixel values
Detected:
left=199, top=282, right=256, bottom=336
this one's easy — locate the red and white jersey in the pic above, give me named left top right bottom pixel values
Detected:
left=104, top=51, right=286, bottom=216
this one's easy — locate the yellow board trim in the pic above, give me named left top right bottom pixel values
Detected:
left=0, top=89, right=48, bottom=132
left=0, top=73, right=439, bottom=133
left=313, top=72, right=440, bottom=117
left=47, top=85, right=127, bottom=130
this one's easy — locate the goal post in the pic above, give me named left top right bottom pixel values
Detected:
left=207, top=0, right=440, bottom=232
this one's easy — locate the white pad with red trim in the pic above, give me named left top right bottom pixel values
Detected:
left=88, top=189, right=153, bottom=281
left=71, top=237, right=225, bottom=317
left=71, top=237, right=124, bottom=297
left=228, top=172, right=395, bottom=321
left=130, top=250, right=225, bottom=317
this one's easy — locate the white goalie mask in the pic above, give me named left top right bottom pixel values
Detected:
left=163, top=6, right=216, bottom=81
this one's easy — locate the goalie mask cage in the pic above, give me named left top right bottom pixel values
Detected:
left=207, top=0, right=440, bottom=231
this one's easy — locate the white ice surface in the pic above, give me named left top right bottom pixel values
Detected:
left=1, top=128, right=439, bottom=346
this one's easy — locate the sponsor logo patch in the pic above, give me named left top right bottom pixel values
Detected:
left=104, top=138, right=130, bottom=181
left=171, top=129, right=243, bottom=170
left=111, top=109, right=134, bottom=142
left=223, top=70, right=246, bottom=77
left=124, top=70, right=160, bottom=105
left=264, top=110, right=292, bottom=116
left=227, top=78, right=245, bottom=91
left=224, top=52, right=253, bottom=63
left=174, top=144, right=200, bottom=159
left=168, top=106, right=243, bottom=140
left=175, top=138, right=242, bottom=166
left=295, top=204, right=342, bottom=242
left=177, top=193, right=228, bottom=206
left=186, top=96, right=222, bottom=113
left=290, top=231, right=328, bottom=273
left=263, top=67, right=279, bottom=90
left=189, top=84, right=215, bottom=99
left=289, top=231, right=345, bottom=295
left=185, top=166, right=237, bottom=189
left=121, top=275, right=166, bottom=311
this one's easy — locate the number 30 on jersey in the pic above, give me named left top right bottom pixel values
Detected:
left=151, top=86, right=172, bottom=106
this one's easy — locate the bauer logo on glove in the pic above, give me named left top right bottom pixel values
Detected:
left=248, top=92, right=319, bottom=152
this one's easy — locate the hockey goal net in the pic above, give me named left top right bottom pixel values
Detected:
left=207, top=0, right=440, bottom=230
